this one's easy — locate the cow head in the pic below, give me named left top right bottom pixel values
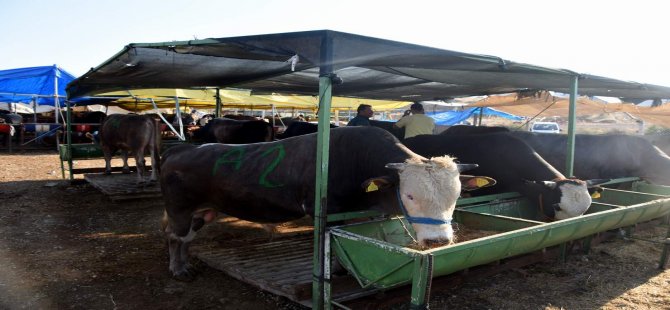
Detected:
left=382, top=156, right=476, bottom=247
left=525, top=178, right=609, bottom=220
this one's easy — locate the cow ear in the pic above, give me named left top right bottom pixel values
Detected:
left=362, top=176, right=394, bottom=192
left=460, top=175, right=496, bottom=191
left=588, top=186, right=604, bottom=198
left=586, top=178, right=611, bottom=187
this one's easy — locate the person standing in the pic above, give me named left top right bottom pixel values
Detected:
left=347, top=104, right=373, bottom=126
left=394, top=102, right=435, bottom=139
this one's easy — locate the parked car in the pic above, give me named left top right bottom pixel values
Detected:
left=530, top=121, right=561, bottom=134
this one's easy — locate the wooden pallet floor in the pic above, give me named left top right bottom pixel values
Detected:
left=84, top=173, right=161, bottom=202
left=191, top=234, right=376, bottom=307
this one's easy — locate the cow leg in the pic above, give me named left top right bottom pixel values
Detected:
left=149, top=145, right=158, bottom=182
left=134, top=150, right=146, bottom=184
left=102, top=146, right=114, bottom=175
left=167, top=233, right=197, bottom=281
left=162, top=208, right=218, bottom=281
left=121, top=151, right=131, bottom=174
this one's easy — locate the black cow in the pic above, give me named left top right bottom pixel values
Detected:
left=276, top=121, right=338, bottom=139
left=160, top=126, right=482, bottom=280
left=403, top=133, right=607, bottom=220
left=440, top=125, right=510, bottom=135
left=191, top=118, right=274, bottom=143
left=99, top=114, right=161, bottom=184
left=509, top=132, right=670, bottom=186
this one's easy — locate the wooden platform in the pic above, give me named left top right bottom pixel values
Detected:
left=191, top=234, right=377, bottom=307
left=84, top=173, right=162, bottom=202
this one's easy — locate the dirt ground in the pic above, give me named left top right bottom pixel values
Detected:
left=1, top=151, right=669, bottom=309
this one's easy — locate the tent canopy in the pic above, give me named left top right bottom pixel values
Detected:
left=0, top=65, right=76, bottom=106
left=67, top=30, right=670, bottom=103
left=79, top=88, right=410, bottom=112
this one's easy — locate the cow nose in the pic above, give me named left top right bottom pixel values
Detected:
left=422, top=238, right=453, bottom=249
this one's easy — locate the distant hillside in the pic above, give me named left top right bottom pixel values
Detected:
left=469, top=92, right=670, bottom=129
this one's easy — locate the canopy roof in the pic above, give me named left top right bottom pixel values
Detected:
left=1, top=65, right=76, bottom=106
left=67, top=30, right=670, bottom=103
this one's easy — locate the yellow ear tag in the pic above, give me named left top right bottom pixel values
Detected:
left=476, top=178, right=490, bottom=187
left=366, top=182, right=379, bottom=192
left=591, top=191, right=601, bottom=199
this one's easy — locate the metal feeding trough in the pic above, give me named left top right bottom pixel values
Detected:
left=327, top=184, right=670, bottom=307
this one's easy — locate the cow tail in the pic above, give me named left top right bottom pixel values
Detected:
left=154, top=118, right=162, bottom=174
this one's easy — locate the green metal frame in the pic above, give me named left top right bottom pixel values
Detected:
left=313, top=32, right=334, bottom=310
left=327, top=188, right=670, bottom=307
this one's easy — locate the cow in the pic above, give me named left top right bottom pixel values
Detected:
left=98, top=114, right=161, bottom=184
left=160, top=126, right=483, bottom=280
left=276, top=121, right=338, bottom=139
left=191, top=118, right=274, bottom=143
left=440, top=125, right=510, bottom=135
left=222, top=114, right=260, bottom=121
left=403, top=133, right=608, bottom=220
left=509, top=132, right=670, bottom=186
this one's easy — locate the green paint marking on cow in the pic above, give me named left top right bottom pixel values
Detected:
left=212, top=148, right=245, bottom=176
left=259, top=144, right=285, bottom=188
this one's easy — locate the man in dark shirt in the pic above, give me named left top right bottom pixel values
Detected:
left=347, top=104, right=373, bottom=126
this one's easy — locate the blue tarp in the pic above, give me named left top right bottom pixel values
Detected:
left=428, top=107, right=523, bottom=125
left=0, top=65, right=76, bottom=106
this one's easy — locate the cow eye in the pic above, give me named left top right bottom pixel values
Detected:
left=406, top=194, right=414, bottom=200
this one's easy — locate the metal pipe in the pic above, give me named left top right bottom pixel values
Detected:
left=54, top=66, right=59, bottom=126
left=66, top=100, right=73, bottom=181
left=565, top=75, right=578, bottom=177
left=215, top=88, right=221, bottom=118
left=313, top=32, right=334, bottom=310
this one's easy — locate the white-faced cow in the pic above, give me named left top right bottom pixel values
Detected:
left=99, top=114, right=161, bottom=184
left=510, top=132, right=670, bottom=186
left=403, top=133, right=608, bottom=220
left=160, top=126, right=482, bottom=280
left=191, top=118, right=274, bottom=144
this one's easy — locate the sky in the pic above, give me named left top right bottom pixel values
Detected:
left=2, top=0, right=669, bottom=87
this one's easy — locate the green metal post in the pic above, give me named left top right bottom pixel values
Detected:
left=410, top=254, right=434, bottom=309
left=565, top=75, right=578, bottom=177
left=215, top=88, right=221, bottom=118
left=559, top=243, right=568, bottom=263
left=313, top=32, right=334, bottom=310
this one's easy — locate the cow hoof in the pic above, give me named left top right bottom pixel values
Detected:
left=104, top=170, right=112, bottom=175
left=172, top=271, right=196, bottom=282
left=122, top=169, right=131, bottom=174
left=172, top=265, right=198, bottom=282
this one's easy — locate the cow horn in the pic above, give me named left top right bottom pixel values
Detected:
left=586, top=178, right=611, bottom=187
left=385, top=163, right=406, bottom=170
left=541, top=181, right=557, bottom=189
left=456, top=163, right=478, bottom=173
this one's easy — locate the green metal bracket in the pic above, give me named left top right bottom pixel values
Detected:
left=410, top=254, right=434, bottom=309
